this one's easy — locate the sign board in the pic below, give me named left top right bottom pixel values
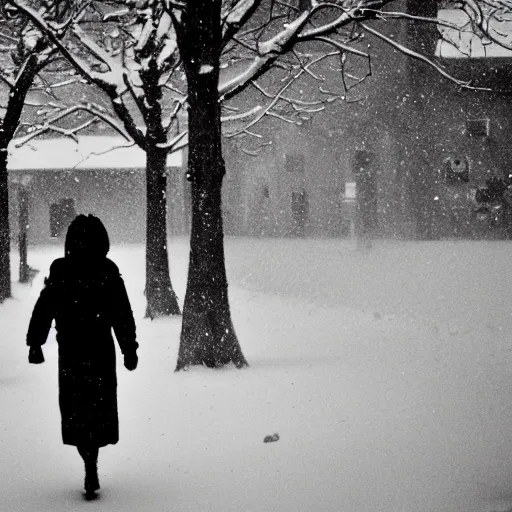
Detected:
left=345, top=182, right=356, bottom=199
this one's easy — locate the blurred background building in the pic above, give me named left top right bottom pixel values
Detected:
left=6, top=0, right=512, bottom=244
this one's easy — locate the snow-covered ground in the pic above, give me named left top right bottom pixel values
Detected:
left=2, top=237, right=512, bottom=512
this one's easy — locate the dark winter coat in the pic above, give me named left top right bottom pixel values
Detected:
left=26, top=256, right=137, bottom=447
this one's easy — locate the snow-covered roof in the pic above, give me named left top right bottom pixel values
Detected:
left=7, top=135, right=183, bottom=171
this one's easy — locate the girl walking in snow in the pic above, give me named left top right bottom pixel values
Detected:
left=26, top=214, right=138, bottom=499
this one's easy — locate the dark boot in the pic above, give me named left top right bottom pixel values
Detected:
left=84, top=460, right=100, bottom=497
left=78, top=444, right=100, bottom=498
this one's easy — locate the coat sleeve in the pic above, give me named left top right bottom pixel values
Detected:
left=110, top=268, right=138, bottom=356
left=26, top=261, right=58, bottom=348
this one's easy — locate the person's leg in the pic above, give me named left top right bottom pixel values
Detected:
left=77, top=444, right=100, bottom=495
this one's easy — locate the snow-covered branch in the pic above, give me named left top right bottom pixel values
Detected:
left=0, top=32, right=55, bottom=143
left=221, top=0, right=262, bottom=45
left=0, top=29, right=17, bottom=43
left=13, top=103, right=131, bottom=147
left=0, top=69, right=14, bottom=89
left=72, top=24, right=125, bottom=80
left=164, top=94, right=188, bottom=131
left=219, top=10, right=311, bottom=99
left=251, top=80, right=340, bottom=111
left=225, top=50, right=340, bottom=138
left=219, top=1, right=396, bottom=102
left=8, top=1, right=152, bottom=147
left=360, top=22, right=491, bottom=90
left=361, top=10, right=462, bottom=30
left=310, top=35, right=370, bottom=59
left=156, top=129, right=187, bottom=150
left=221, top=104, right=263, bottom=121
left=9, top=0, right=118, bottom=91
left=460, top=0, right=512, bottom=51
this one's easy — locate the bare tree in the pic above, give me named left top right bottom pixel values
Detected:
left=175, top=0, right=487, bottom=369
left=0, top=1, right=136, bottom=304
left=0, top=3, right=57, bottom=303
left=12, top=0, right=485, bottom=368
left=9, top=0, right=186, bottom=318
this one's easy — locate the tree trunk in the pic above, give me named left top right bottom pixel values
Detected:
left=144, top=145, right=181, bottom=318
left=0, top=46, right=49, bottom=303
left=176, top=173, right=247, bottom=369
left=0, top=146, right=11, bottom=303
left=176, top=6, right=247, bottom=368
left=18, top=184, right=29, bottom=283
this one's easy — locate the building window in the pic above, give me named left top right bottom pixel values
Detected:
left=466, top=118, right=490, bottom=138
left=285, top=153, right=305, bottom=173
left=354, top=149, right=375, bottom=172
left=50, top=198, right=76, bottom=238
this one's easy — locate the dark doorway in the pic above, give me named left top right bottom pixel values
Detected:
left=50, top=198, right=76, bottom=238
left=353, top=150, right=377, bottom=239
left=291, top=190, right=308, bottom=237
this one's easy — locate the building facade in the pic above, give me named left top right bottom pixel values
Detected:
left=8, top=136, right=183, bottom=245
left=7, top=1, right=512, bottom=244
left=220, top=1, right=512, bottom=240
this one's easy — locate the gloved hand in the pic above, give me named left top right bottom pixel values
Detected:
left=124, top=352, right=138, bottom=371
left=28, top=346, right=45, bottom=364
